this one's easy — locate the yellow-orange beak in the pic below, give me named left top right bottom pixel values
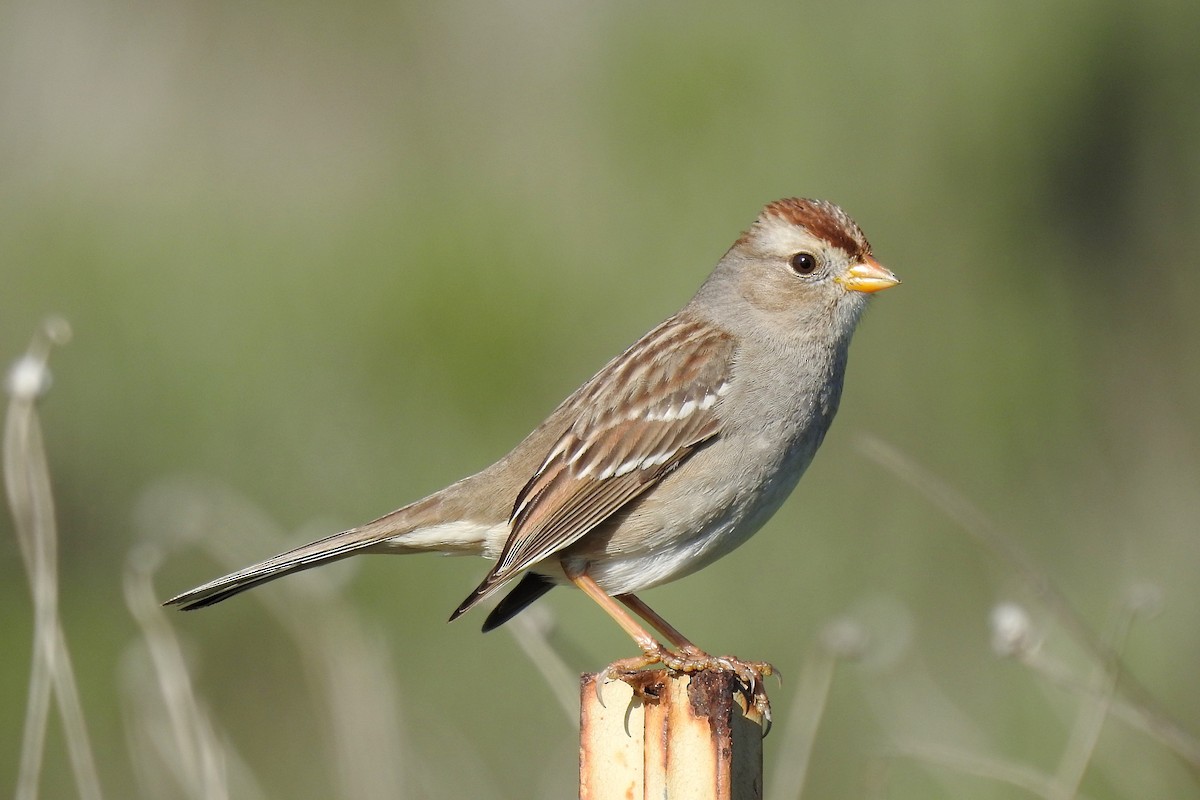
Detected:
left=836, top=256, right=900, bottom=294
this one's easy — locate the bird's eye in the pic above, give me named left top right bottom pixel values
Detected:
left=789, top=252, right=818, bottom=275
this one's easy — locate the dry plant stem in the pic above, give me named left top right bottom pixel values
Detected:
left=858, top=435, right=1200, bottom=771
left=7, top=360, right=55, bottom=800
left=885, top=742, right=1095, bottom=800
left=140, top=482, right=416, bottom=800
left=1050, top=602, right=1136, bottom=800
left=863, top=756, right=894, bottom=800
left=770, top=647, right=837, bottom=800
left=857, top=436, right=1106, bottom=661
left=1021, top=648, right=1198, bottom=762
left=124, top=552, right=229, bottom=800
left=4, top=322, right=104, bottom=800
left=505, top=609, right=580, bottom=728
left=173, top=505, right=412, bottom=800
left=251, top=578, right=409, bottom=800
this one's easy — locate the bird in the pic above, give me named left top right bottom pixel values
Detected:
left=165, top=198, right=899, bottom=715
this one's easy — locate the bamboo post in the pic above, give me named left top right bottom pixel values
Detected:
left=579, top=669, right=764, bottom=799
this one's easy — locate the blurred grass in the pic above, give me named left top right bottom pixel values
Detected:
left=3, top=0, right=1200, bottom=797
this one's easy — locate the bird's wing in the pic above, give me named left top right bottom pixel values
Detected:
left=451, top=315, right=735, bottom=619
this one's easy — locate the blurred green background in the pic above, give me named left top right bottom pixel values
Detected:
left=3, top=0, right=1199, bottom=797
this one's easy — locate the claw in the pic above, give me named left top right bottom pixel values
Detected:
left=594, top=673, right=609, bottom=708
left=598, top=645, right=776, bottom=735
left=757, top=696, right=773, bottom=737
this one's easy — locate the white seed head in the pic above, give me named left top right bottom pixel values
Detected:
left=990, top=602, right=1035, bottom=658
left=820, top=617, right=870, bottom=660
left=5, top=355, right=52, bottom=400
left=42, top=315, right=73, bottom=345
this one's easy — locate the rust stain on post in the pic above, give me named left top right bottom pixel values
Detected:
left=580, top=670, right=763, bottom=800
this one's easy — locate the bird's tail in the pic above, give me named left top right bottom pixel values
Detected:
left=163, top=499, right=488, bottom=610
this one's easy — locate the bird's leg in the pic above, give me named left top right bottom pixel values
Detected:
left=569, top=572, right=774, bottom=722
left=616, top=592, right=704, bottom=654
left=617, top=591, right=774, bottom=723
left=568, top=572, right=675, bottom=672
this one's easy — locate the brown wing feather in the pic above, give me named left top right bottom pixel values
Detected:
left=450, top=315, right=734, bottom=620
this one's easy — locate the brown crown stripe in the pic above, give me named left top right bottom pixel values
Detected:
left=739, top=198, right=871, bottom=261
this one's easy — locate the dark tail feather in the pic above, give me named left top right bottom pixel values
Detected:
left=480, top=572, right=556, bottom=632
left=164, top=526, right=390, bottom=610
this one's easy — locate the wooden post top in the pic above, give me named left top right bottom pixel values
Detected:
left=580, top=670, right=764, bottom=800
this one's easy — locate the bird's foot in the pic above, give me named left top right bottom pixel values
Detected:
left=602, top=643, right=776, bottom=729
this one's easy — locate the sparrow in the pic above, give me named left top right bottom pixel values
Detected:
left=166, top=198, right=899, bottom=715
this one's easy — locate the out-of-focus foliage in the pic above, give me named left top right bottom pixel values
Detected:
left=2, top=0, right=1198, bottom=797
